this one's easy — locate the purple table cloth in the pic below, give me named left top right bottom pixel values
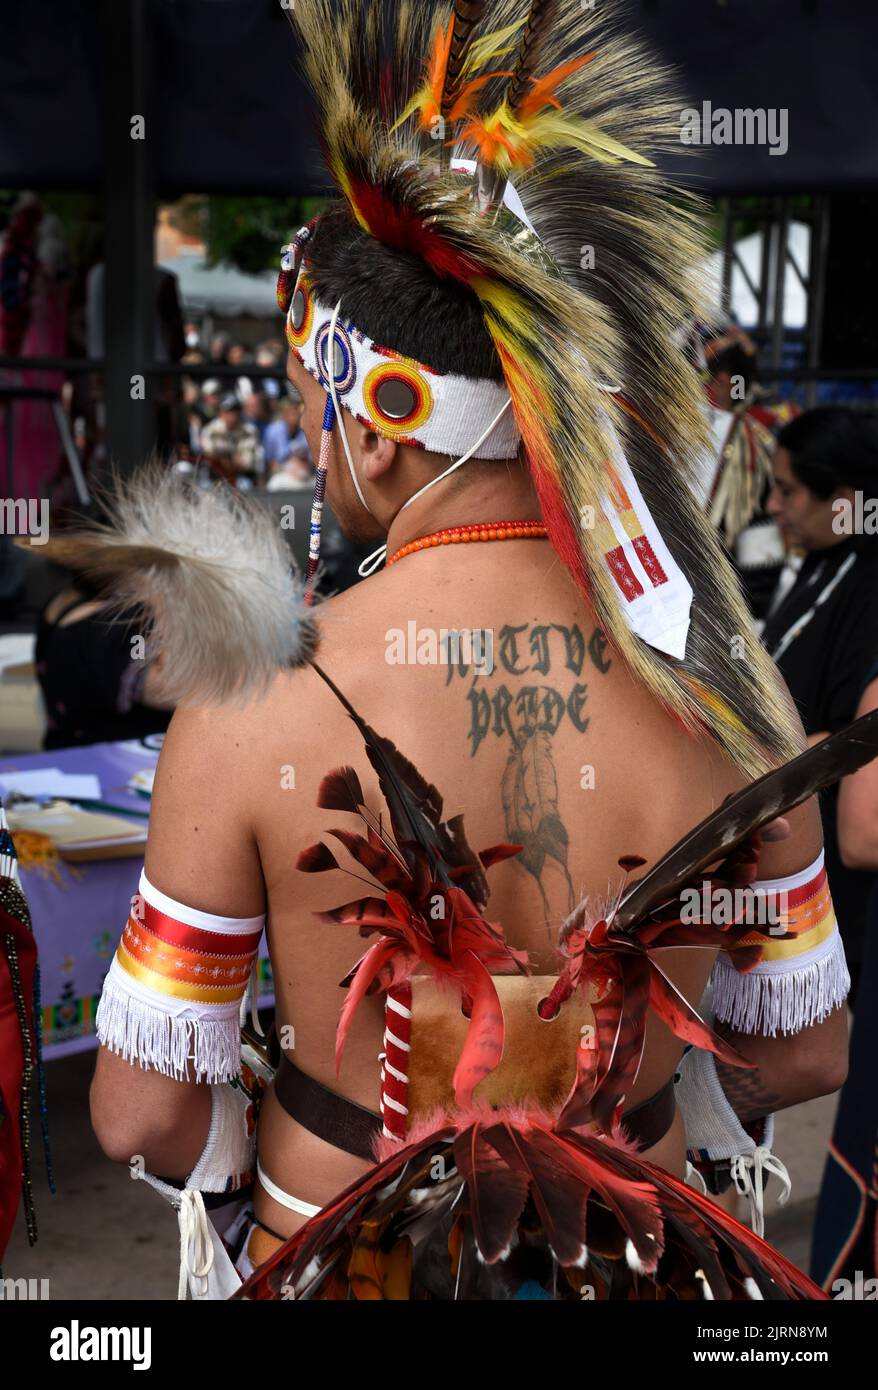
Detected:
left=0, top=738, right=273, bottom=1061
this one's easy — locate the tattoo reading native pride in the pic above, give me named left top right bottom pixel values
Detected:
left=447, top=623, right=611, bottom=929
left=447, top=622, right=611, bottom=755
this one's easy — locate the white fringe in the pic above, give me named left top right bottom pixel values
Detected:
left=95, top=973, right=241, bottom=1083
left=710, top=933, right=850, bottom=1037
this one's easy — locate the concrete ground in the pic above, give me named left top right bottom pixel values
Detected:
left=5, top=1051, right=179, bottom=1299
left=2, top=1046, right=839, bottom=1299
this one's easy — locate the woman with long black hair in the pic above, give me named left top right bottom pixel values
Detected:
left=764, top=406, right=878, bottom=1002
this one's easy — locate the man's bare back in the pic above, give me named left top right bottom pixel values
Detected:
left=144, top=537, right=821, bottom=1243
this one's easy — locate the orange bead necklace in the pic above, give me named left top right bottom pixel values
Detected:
left=386, top=519, right=548, bottom=567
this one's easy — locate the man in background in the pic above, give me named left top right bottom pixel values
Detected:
left=763, top=406, right=878, bottom=1001
left=693, top=324, right=788, bottom=620
left=200, top=392, right=263, bottom=484
left=263, top=388, right=312, bottom=490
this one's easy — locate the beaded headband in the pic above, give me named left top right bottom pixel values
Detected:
left=284, top=266, right=521, bottom=461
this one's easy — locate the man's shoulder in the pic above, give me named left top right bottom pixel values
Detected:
left=314, top=576, right=390, bottom=644
left=159, top=579, right=378, bottom=755
left=155, top=663, right=347, bottom=823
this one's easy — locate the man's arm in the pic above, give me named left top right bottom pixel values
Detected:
left=90, top=701, right=265, bottom=1177
left=89, top=1054, right=212, bottom=1177
left=837, top=676, right=878, bottom=870
left=713, top=793, right=849, bottom=1113
left=713, top=1004, right=849, bottom=1124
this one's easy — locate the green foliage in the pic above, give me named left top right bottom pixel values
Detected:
left=198, top=194, right=327, bottom=275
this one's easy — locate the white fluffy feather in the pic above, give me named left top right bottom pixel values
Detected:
left=40, top=468, right=315, bottom=705
left=625, top=1238, right=646, bottom=1274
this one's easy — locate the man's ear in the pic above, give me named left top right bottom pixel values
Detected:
left=357, top=426, right=398, bottom=483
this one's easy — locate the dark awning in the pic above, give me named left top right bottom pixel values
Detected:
left=0, top=0, right=874, bottom=196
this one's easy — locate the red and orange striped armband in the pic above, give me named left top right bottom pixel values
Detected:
left=95, top=870, right=265, bottom=1083
left=711, top=850, right=850, bottom=1035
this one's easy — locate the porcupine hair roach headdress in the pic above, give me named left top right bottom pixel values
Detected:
left=281, top=0, right=800, bottom=775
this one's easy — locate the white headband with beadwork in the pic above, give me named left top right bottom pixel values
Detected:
left=285, top=266, right=521, bottom=461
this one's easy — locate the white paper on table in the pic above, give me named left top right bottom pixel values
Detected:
left=0, top=633, right=36, bottom=677
left=0, top=769, right=102, bottom=801
left=128, top=769, right=155, bottom=797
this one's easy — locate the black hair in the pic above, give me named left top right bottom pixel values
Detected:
left=305, top=204, right=504, bottom=382
left=777, top=406, right=878, bottom=498
left=710, top=342, right=756, bottom=393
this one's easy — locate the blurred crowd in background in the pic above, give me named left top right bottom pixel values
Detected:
left=178, top=334, right=313, bottom=492
left=0, top=191, right=315, bottom=502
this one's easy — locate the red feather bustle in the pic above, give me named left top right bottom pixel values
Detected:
left=347, top=176, right=487, bottom=283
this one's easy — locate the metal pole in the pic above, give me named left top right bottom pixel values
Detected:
left=755, top=205, right=772, bottom=349
left=50, top=401, right=91, bottom=505
left=100, top=0, right=157, bottom=482
left=720, top=198, right=734, bottom=319
left=806, top=196, right=831, bottom=410
left=770, top=198, right=790, bottom=380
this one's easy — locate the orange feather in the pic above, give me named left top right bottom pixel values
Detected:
left=519, top=52, right=596, bottom=118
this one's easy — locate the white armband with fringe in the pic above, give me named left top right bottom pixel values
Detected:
left=95, top=869, right=265, bottom=1084
left=709, top=850, right=849, bottom=1037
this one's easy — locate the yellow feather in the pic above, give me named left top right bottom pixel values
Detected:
left=391, top=90, right=428, bottom=133
left=525, top=110, right=655, bottom=166
left=330, top=156, right=371, bottom=234
left=391, top=20, right=524, bottom=135
left=469, top=275, right=533, bottom=336
left=463, top=102, right=654, bottom=174
left=462, top=19, right=526, bottom=72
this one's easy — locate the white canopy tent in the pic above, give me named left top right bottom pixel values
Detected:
left=707, top=222, right=811, bottom=330
left=157, top=245, right=278, bottom=317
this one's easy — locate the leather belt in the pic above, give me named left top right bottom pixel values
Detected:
left=273, top=1052, right=677, bottom=1162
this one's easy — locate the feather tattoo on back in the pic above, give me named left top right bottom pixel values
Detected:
left=501, top=727, right=575, bottom=929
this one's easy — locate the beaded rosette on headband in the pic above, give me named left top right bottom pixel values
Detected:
left=283, top=262, right=517, bottom=460
left=280, top=0, right=801, bottom=774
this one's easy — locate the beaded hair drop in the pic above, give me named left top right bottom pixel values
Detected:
left=305, top=395, right=335, bottom=602
left=279, top=224, right=329, bottom=605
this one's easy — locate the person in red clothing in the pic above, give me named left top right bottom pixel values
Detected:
left=0, top=804, right=47, bottom=1267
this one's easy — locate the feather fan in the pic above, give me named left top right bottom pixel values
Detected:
left=233, top=1112, right=824, bottom=1302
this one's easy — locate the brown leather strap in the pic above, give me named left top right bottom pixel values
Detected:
left=274, top=1054, right=383, bottom=1161
left=274, top=1053, right=677, bottom=1161
left=617, top=1075, right=677, bottom=1151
